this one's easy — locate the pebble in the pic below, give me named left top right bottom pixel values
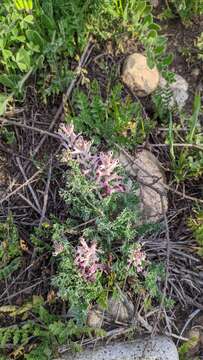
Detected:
left=122, top=53, right=160, bottom=97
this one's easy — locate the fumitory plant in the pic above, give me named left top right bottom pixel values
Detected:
left=52, top=124, right=164, bottom=324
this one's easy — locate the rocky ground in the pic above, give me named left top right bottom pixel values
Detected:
left=0, top=2, right=203, bottom=360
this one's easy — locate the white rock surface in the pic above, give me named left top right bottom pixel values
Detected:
left=58, top=336, right=179, bottom=360
left=159, top=74, right=189, bottom=109
left=122, top=53, right=160, bottom=97
left=119, top=150, right=168, bottom=223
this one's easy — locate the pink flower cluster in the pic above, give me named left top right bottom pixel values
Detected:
left=58, top=124, right=125, bottom=196
left=74, top=238, right=103, bottom=282
left=128, top=244, right=146, bottom=273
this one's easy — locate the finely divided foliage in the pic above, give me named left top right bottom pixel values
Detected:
left=0, top=0, right=202, bottom=359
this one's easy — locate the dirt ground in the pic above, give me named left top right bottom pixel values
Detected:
left=0, top=8, right=203, bottom=360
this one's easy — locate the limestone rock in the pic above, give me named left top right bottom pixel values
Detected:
left=122, top=53, right=160, bottom=97
left=59, top=336, right=179, bottom=360
left=87, top=309, right=103, bottom=329
left=159, top=74, right=189, bottom=109
left=119, top=150, right=168, bottom=223
left=107, top=297, right=134, bottom=323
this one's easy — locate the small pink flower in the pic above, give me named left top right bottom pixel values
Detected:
left=74, top=238, right=103, bottom=282
left=59, top=123, right=77, bottom=146
left=128, top=244, right=146, bottom=273
left=73, top=136, right=92, bottom=155
left=58, top=124, right=126, bottom=197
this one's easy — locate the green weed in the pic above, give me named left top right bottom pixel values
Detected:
left=0, top=295, right=94, bottom=359
left=0, top=215, right=22, bottom=280
left=188, top=208, right=203, bottom=257
left=166, top=94, right=203, bottom=181
left=68, top=80, right=153, bottom=148
left=160, top=0, right=203, bottom=22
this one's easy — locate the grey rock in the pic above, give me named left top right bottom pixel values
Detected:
left=58, top=336, right=179, bottom=360
left=119, top=150, right=168, bottom=224
left=159, top=74, right=189, bottom=109
left=107, top=297, right=134, bottom=322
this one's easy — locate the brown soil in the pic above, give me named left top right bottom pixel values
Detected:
left=0, top=11, right=203, bottom=359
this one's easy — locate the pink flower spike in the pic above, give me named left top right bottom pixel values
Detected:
left=58, top=123, right=126, bottom=197
left=128, top=244, right=146, bottom=273
left=58, top=123, right=77, bottom=145
left=74, top=238, right=103, bottom=282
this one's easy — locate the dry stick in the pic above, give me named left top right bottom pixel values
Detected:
left=177, top=309, right=200, bottom=346
left=18, top=192, right=42, bottom=216
left=0, top=279, right=45, bottom=303
left=16, top=157, right=42, bottom=212
left=39, top=157, right=52, bottom=226
left=164, top=183, right=203, bottom=204
left=0, top=169, right=41, bottom=205
left=32, top=37, right=95, bottom=159
left=0, top=119, right=61, bottom=140
left=185, top=295, right=203, bottom=311
left=0, top=252, right=49, bottom=300
left=152, top=196, right=171, bottom=336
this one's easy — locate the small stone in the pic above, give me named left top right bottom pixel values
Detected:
left=86, top=309, right=103, bottom=329
left=119, top=150, right=168, bottom=223
left=150, top=0, right=159, bottom=7
left=107, top=297, right=134, bottom=323
left=122, top=53, right=160, bottom=97
left=191, top=68, right=200, bottom=77
left=159, top=74, right=189, bottom=109
left=60, top=336, right=179, bottom=360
